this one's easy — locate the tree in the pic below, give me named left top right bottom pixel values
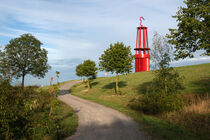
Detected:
left=136, top=32, right=184, bottom=114
left=99, top=42, right=134, bottom=94
left=0, top=49, right=12, bottom=82
left=3, top=33, right=51, bottom=90
left=56, top=71, right=60, bottom=84
left=82, top=60, right=98, bottom=90
left=152, top=53, right=183, bottom=95
left=151, top=32, right=172, bottom=69
left=167, top=0, right=210, bottom=59
left=151, top=32, right=183, bottom=95
left=76, top=63, right=85, bottom=82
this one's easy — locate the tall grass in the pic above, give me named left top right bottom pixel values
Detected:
left=163, top=95, right=210, bottom=139
left=184, top=95, right=209, bottom=114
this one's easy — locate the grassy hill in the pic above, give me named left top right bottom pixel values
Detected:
left=70, top=63, right=210, bottom=140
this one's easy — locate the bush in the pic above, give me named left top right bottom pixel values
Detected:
left=132, top=93, right=185, bottom=115
left=0, top=81, right=35, bottom=139
left=0, top=80, right=72, bottom=140
left=152, top=68, right=184, bottom=95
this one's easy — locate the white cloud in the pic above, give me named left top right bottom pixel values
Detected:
left=171, top=56, right=210, bottom=67
left=3, top=0, right=208, bottom=86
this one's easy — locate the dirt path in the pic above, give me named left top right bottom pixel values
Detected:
left=58, top=81, right=148, bottom=140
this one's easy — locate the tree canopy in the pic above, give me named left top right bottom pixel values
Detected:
left=99, top=42, right=134, bottom=74
left=167, top=0, right=210, bottom=59
left=151, top=32, right=172, bottom=69
left=3, top=33, right=51, bottom=89
left=99, top=42, right=134, bottom=94
left=76, top=60, right=97, bottom=90
left=83, top=60, right=98, bottom=78
left=76, top=63, right=85, bottom=77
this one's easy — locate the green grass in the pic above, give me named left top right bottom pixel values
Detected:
left=70, top=63, right=210, bottom=140
left=56, top=101, right=78, bottom=139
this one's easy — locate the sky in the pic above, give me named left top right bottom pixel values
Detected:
left=0, top=0, right=209, bottom=86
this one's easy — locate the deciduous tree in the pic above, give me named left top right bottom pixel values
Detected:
left=76, top=63, right=85, bottom=81
left=3, top=33, right=51, bottom=90
left=82, top=60, right=98, bottom=90
left=99, top=42, right=134, bottom=94
left=151, top=32, right=172, bottom=69
left=56, top=71, right=60, bottom=84
left=167, top=0, right=210, bottom=59
left=151, top=32, right=183, bottom=95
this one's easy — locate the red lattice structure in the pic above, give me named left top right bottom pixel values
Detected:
left=134, top=17, right=150, bottom=72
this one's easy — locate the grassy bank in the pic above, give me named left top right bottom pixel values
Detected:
left=0, top=82, right=78, bottom=140
left=34, top=85, right=78, bottom=140
left=70, top=63, right=210, bottom=140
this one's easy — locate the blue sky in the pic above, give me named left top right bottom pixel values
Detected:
left=0, top=0, right=209, bottom=86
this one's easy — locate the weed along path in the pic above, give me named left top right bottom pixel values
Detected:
left=58, top=81, right=147, bottom=140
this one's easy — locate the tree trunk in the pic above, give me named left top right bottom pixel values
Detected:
left=83, top=76, right=85, bottom=82
left=164, top=77, right=167, bottom=95
left=22, top=74, right=25, bottom=91
left=6, top=125, right=9, bottom=140
left=87, top=76, right=90, bottom=90
left=116, top=72, right=119, bottom=94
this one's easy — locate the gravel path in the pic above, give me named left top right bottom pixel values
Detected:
left=58, top=81, right=148, bottom=140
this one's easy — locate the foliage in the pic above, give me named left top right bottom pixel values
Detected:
left=150, top=32, right=184, bottom=95
left=167, top=0, right=210, bottom=59
left=76, top=60, right=97, bottom=90
left=163, top=95, right=210, bottom=139
left=151, top=32, right=172, bottom=69
left=0, top=50, right=16, bottom=82
left=50, top=82, right=60, bottom=116
left=76, top=63, right=86, bottom=82
left=0, top=65, right=76, bottom=139
left=82, top=60, right=98, bottom=78
left=138, top=93, right=185, bottom=114
left=3, top=33, right=51, bottom=89
left=99, top=42, right=134, bottom=94
left=56, top=71, right=60, bottom=83
left=53, top=83, right=60, bottom=97
left=151, top=53, right=184, bottom=95
left=0, top=82, right=34, bottom=139
left=76, top=63, right=85, bottom=77
left=83, top=60, right=98, bottom=90
left=0, top=82, right=77, bottom=140
left=99, top=42, right=134, bottom=74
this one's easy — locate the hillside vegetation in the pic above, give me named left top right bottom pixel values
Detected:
left=0, top=83, right=78, bottom=140
left=71, top=63, right=210, bottom=140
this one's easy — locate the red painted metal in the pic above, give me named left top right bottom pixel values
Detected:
left=140, top=16, right=144, bottom=27
left=134, top=17, right=150, bottom=72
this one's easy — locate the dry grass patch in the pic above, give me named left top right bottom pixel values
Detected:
left=183, top=96, right=209, bottom=114
left=163, top=95, right=210, bottom=139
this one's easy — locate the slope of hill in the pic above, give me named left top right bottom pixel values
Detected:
left=71, top=63, right=210, bottom=140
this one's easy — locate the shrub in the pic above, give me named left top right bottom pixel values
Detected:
left=0, top=81, right=67, bottom=140
left=0, top=81, right=35, bottom=139
left=132, top=93, right=185, bottom=114
left=128, top=97, right=142, bottom=110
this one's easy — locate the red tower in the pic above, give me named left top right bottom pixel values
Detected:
left=134, top=17, right=150, bottom=72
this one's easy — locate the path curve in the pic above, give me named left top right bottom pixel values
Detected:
left=58, top=81, right=148, bottom=140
